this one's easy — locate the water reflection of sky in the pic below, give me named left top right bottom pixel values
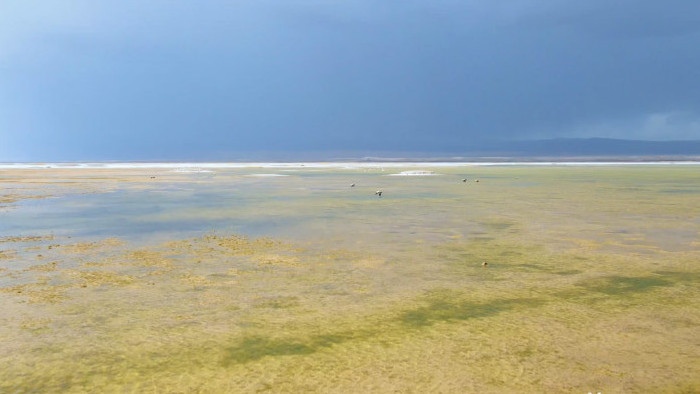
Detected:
left=0, top=172, right=461, bottom=245
left=2, top=166, right=699, bottom=254
left=1, top=182, right=282, bottom=241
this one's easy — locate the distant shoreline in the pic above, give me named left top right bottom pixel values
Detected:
left=1, top=160, right=700, bottom=170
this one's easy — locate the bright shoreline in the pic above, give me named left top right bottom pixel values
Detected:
left=1, top=161, right=700, bottom=169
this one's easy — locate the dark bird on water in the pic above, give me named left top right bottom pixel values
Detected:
left=375, top=190, right=383, bottom=197
left=462, top=179, right=467, bottom=182
left=351, top=183, right=355, bottom=187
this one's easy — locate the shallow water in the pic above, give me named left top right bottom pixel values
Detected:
left=1, top=165, right=699, bottom=392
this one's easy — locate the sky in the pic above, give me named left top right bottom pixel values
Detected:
left=1, top=0, right=699, bottom=161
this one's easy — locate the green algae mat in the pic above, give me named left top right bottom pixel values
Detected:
left=1, top=165, right=699, bottom=392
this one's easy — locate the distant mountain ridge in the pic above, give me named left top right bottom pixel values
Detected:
left=497, top=138, right=700, bottom=156
left=344, top=138, right=700, bottom=162
left=6, top=138, right=698, bottom=163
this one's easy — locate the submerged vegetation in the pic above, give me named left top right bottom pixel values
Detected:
left=0, top=165, right=699, bottom=392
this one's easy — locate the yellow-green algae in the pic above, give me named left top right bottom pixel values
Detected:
left=0, top=165, right=699, bottom=393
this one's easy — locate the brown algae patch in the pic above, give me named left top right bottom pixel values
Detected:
left=0, top=193, right=51, bottom=209
left=58, top=237, right=125, bottom=254
left=0, top=250, right=17, bottom=260
left=0, top=282, right=69, bottom=304
left=25, top=261, right=59, bottom=272
left=253, top=253, right=302, bottom=268
left=166, top=234, right=288, bottom=257
left=120, top=250, right=174, bottom=268
left=69, top=270, right=136, bottom=287
left=213, top=234, right=281, bottom=253
left=0, top=235, right=54, bottom=244
left=179, top=272, right=212, bottom=288
left=19, top=318, right=53, bottom=334
left=352, top=256, right=386, bottom=269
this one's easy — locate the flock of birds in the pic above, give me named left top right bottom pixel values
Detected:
left=149, top=175, right=480, bottom=199
left=150, top=173, right=486, bottom=265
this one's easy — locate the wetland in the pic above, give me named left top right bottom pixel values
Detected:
left=0, top=164, right=698, bottom=392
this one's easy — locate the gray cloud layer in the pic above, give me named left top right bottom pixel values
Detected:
left=1, top=1, right=699, bottom=160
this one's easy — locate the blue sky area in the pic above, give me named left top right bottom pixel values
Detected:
left=1, top=1, right=699, bottom=161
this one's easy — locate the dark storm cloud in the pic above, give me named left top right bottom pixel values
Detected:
left=0, top=0, right=698, bottom=160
